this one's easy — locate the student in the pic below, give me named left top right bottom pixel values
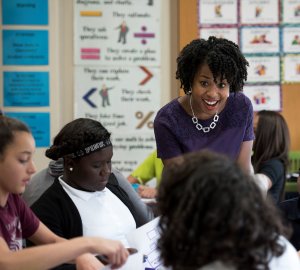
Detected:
left=154, top=36, right=254, bottom=173
left=279, top=174, right=300, bottom=251
left=22, top=158, right=153, bottom=223
left=127, top=149, right=163, bottom=198
left=0, top=115, right=128, bottom=270
left=30, top=118, right=150, bottom=269
left=252, top=110, right=290, bottom=204
left=157, top=150, right=300, bottom=270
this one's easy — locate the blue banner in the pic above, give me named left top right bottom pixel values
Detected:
left=3, top=30, right=49, bottom=65
left=5, top=112, right=50, bottom=147
left=2, top=0, right=48, bottom=25
left=4, top=71, right=49, bottom=106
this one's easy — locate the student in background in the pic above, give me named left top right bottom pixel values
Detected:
left=154, top=36, right=254, bottom=174
left=127, top=149, right=163, bottom=199
left=279, top=173, right=300, bottom=251
left=0, top=115, right=128, bottom=270
left=157, top=150, right=300, bottom=270
left=252, top=110, right=290, bottom=204
left=30, top=118, right=151, bottom=269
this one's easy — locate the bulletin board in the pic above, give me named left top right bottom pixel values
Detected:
left=179, top=0, right=300, bottom=150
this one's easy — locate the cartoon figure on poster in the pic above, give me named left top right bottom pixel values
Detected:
left=116, top=21, right=129, bottom=44
left=215, top=4, right=222, bottom=17
left=99, top=84, right=114, bottom=107
left=255, top=6, right=262, bottom=17
left=251, top=34, right=272, bottom=44
left=255, top=64, right=267, bottom=76
left=295, top=5, right=300, bottom=17
left=253, top=92, right=270, bottom=105
left=292, top=35, right=300, bottom=45
left=296, top=64, right=300, bottom=75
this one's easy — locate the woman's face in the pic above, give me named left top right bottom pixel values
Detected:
left=0, top=131, right=36, bottom=198
left=69, top=146, right=113, bottom=191
left=191, top=63, right=230, bottom=119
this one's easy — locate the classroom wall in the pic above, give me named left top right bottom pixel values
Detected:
left=179, top=0, right=300, bottom=151
left=0, top=0, right=179, bottom=171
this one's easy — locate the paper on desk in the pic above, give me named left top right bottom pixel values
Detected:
left=103, top=217, right=165, bottom=270
left=126, top=217, right=164, bottom=269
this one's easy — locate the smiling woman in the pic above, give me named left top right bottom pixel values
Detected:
left=154, top=36, right=254, bottom=173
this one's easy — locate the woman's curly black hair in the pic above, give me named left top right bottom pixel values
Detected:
left=176, top=36, right=249, bottom=94
left=46, top=118, right=111, bottom=160
left=157, top=150, right=290, bottom=270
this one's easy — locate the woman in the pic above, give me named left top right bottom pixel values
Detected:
left=154, top=36, right=254, bottom=173
left=127, top=149, right=163, bottom=199
left=31, top=118, right=149, bottom=269
left=252, top=110, right=290, bottom=204
left=0, top=115, right=128, bottom=270
left=157, top=150, right=300, bottom=270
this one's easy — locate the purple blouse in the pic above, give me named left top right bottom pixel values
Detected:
left=154, top=92, right=254, bottom=160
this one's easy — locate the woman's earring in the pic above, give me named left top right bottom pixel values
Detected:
left=69, top=167, right=73, bottom=172
left=187, top=88, right=192, bottom=95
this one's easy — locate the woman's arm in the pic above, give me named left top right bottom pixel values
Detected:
left=237, top=140, right=254, bottom=174
left=0, top=225, right=128, bottom=270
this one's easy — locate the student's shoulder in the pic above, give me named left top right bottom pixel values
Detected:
left=269, top=236, right=300, bottom=269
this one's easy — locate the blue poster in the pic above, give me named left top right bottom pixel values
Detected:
left=4, top=71, right=49, bottom=107
left=2, top=0, right=48, bottom=25
left=5, top=112, right=50, bottom=147
left=3, top=30, right=48, bottom=65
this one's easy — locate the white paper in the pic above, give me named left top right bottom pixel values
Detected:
left=111, top=217, right=165, bottom=270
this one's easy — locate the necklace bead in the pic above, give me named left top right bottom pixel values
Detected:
left=189, top=95, right=219, bottom=133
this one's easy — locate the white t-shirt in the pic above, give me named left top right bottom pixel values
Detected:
left=59, top=177, right=136, bottom=247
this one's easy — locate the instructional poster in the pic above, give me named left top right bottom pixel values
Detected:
left=74, top=0, right=160, bottom=66
left=74, top=0, right=161, bottom=175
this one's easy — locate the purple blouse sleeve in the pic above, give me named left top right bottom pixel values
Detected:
left=154, top=112, right=183, bottom=160
left=243, top=96, right=255, bottom=142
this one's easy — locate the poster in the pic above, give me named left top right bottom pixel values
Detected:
left=4, top=71, right=49, bottom=106
left=243, top=84, right=281, bottom=111
left=282, top=26, right=300, bottom=53
left=74, top=64, right=160, bottom=175
left=282, top=0, right=300, bottom=24
left=240, top=0, right=279, bottom=25
left=74, top=65, right=160, bottom=131
left=246, top=55, right=280, bottom=83
left=282, top=54, right=300, bottom=82
left=240, top=26, right=280, bottom=54
left=111, top=132, right=156, bottom=176
left=74, top=0, right=160, bottom=66
left=2, top=30, right=49, bottom=65
left=198, top=0, right=238, bottom=26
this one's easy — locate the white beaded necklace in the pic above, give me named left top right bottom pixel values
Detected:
left=189, top=95, right=219, bottom=133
